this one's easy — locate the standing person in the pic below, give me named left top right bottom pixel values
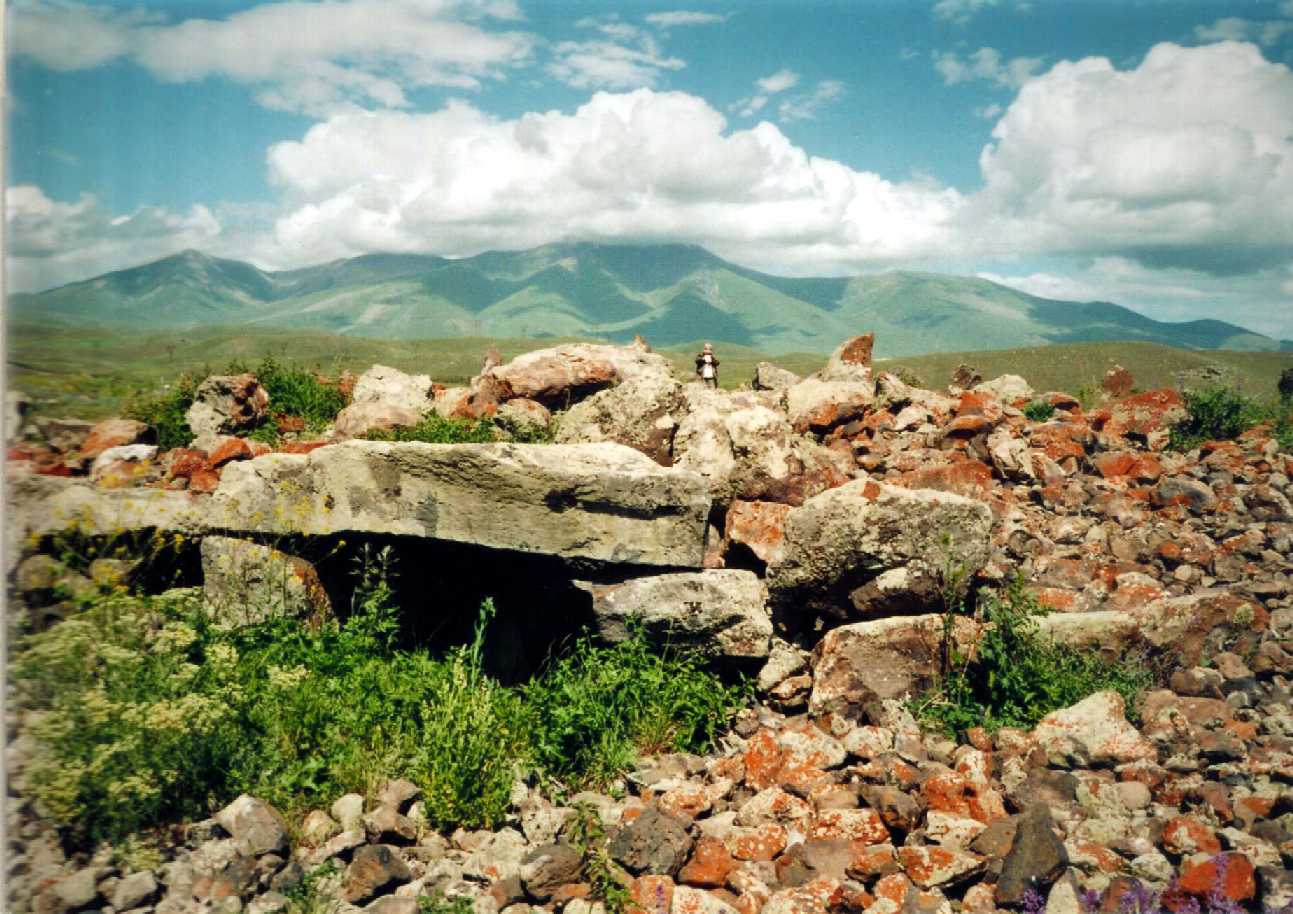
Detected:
left=695, top=342, right=720, bottom=389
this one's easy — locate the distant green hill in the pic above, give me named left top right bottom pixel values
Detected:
left=9, top=243, right=1285, bottom=356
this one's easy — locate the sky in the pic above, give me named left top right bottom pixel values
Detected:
left=6, top=0, right=1293, bottom=341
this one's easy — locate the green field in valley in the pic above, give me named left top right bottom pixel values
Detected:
left=7, top=320, right=1292, bottom=420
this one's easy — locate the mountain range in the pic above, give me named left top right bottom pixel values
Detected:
left=10, top=243, right=1289, bottom=355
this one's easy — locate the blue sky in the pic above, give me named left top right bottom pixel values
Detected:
left=7, top=0, right=1293, bottom=339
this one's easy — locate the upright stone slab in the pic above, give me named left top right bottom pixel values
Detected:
left=212, top=441, right=711, bottom=567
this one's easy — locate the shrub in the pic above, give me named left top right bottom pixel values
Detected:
left=523, top=629, right=747, bottom=789
left=253, top=356, right=347, bottom=436
left=125, top=371, right=203, bottom=450
left=12, top=548, right=747, bottom=844
left=915, top=578, right=1155, bottom=735
left=1022, top=400, right=1056, bottom=422
left=363, top=414, right=498, bottom=444
left=1169, top=385, right=1264, bottom=451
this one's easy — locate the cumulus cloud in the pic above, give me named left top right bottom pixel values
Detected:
left=5, top=185, right=222, bottom=292
left=969, top=41, right=1293, bottom=276
left=643, top=11, right=728, bottom=28
left=9, top=0, right=533, bottom=116
left=255, top=90, right=964, bottom=274
left=935, top=47, right=1044, bottom=89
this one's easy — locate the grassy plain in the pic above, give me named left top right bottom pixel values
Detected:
left=7, top=320, right=1291, bottom=419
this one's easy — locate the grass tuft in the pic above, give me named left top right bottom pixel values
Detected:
left=914, top=578, right=1155, bottom=735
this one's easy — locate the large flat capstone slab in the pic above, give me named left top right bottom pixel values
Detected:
left=10, top=442, right=713, bottom=569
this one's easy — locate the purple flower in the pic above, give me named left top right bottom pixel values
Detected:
left=1022, top=887, right=1046, bottom=914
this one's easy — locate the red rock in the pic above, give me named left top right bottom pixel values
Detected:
left=678, top=839, right=734, bottom=888
left=808, top=809, right=889, bottom=845
left=1028, top=421, right=1092, bottom=461
left=945, top=415, right=996, bottom=438
left=1176, top=852, right=1255, bottom=903
left=728, top=823, right=787, bottom=862
left=659, top=783, right=713, bottom=822
left=844, top=844, right=898, bottom=880
left=834, top=334, right=875, bottom=369
left=919, top=772, right=1006, bottom=824
left=899, top=460, right=994, bottom=499
left=189, top=468, right=222, bottom=493
left=276, top=414, right=307, bottom=434
left=209, top=437, right=255, bottom=468
left=1102, top=365, right=1134, bottom=398
left=277, top=440, right=331, bottom=455
left=1161, top=816, right=1221, bottom=856
left=80, top=418, right=150, bottom=461
left=896, top=846, right=984, bottom=889
left=631, top=875, right=675, bottom=914
left=871, top=874, right=912, bottom=908
left=743, top=730, right=784, bottom=790
left=724, top=501, right=790, bottom=567
left=1098, top=389, right=1185, bottom=442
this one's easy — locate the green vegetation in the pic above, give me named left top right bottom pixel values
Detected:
left=362, top=414, right=498, bottom=445
left=524, top=627, right=748, bottom=790
left=915, top=579, right=1155, bottom=734
left=1169, top=384, right=1293, bottom=452
left=1022, top=400, right=1056, bottom=422
left=567, top=803, right=632, bottom=914
left=123, top=356, right=347, bottom=449
left=11, top=549, right=744, bottom=845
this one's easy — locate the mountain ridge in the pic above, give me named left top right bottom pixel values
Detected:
left=11, top=245, right=1289, bottom=356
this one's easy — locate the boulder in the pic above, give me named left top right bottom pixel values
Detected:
left=201, top=536, right=331, bottom=625
left=1102, top=365, right=1134, bottom=399
left=497, top=398, right=553, bottom=437
left=820, top=333, right=875, bottom=379
left=213, top=441, right=711, bottom=567
left=344, top=845, right=412, bottom=905
left=808, top=614, right=982, bottom=715
left=673, top=388, right=852, bottom=504
left=483, top=343, right=677, bottom=409
left=1029, top=691, right=1157, bottom=767
left=351, top=365, right=434, bottom=413
left=216, top=794, right=289, bottom=857
left=555, top=373, right=685, bottom=465
left=334, top=401, right=423, bottom=439
left=89, top=443, right=158, bottom=487
left=973, top=374, right=1033, bottom=404
left=587, top=570, right=772, bottom=662
left=724, top=500, right=791, bottom=566
left=609, top=808, right=693, bottom=875
left=995, top=805, right=1068, bottom=905
left=785, top=377, right=875, bottom=433
left=752, top=363, right=802, bottom=391
left=34, top=417, right=94, bottom=454
left=80, top=417, right=151, bottom=461
left=519, top=843, right=585, bottom=902
left=186, top=373, right=270, bottom=445
left=766, top=480, right=993, bottom=624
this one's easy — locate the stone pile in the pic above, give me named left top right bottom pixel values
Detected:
left=7, top=333, right=1293, bottom=913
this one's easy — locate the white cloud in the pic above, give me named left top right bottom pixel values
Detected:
left=733, top=69, right=801, bottom=118
left=777, top=80, right=845, bottom=122
left=757, top=69, right=800, bottom=94
left=970, top=41, right=1293, bottom=276
left=1195, top=16, right=1293, bottom=47
left=979, top=257, right=1293, bottom=339
left=643, top=11, right=727, bottom=28
left=975, top=103, right=1003, bottom=119
left=932, top=0, right=998, bottom=26
left=256, top=90, right=964, bottom=275
left=549, top=14, right=685, bottom=89
left=5, top=185, right=222, bottom=292
left=935, top=47, right=1044, bottom=89
left=9, top=0, right=533, bottom=116
left=548, top=40, right=684, bottom=89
